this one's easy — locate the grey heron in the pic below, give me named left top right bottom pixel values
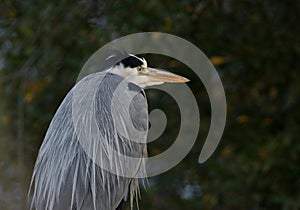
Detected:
left=29, top=51, right=189, bottom=210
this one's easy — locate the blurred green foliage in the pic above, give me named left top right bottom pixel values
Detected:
left=0, top=0, right=299, bottom=209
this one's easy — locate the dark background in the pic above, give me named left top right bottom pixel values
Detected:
left=0, top=0, right=299, bottom=209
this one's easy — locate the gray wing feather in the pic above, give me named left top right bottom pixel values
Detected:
left=29, top=72, right=148, bottom=210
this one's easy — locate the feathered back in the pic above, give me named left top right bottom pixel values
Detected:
left=29, top=72, right=148, bottom=210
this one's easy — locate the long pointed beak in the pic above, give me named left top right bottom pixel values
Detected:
left=146, top=68, right=189, bottom=83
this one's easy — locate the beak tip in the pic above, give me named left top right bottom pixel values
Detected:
left=180, top=77, right=190, bottom=83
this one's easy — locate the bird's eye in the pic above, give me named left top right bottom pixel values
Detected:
left=137, top=66, right=143, bottom=72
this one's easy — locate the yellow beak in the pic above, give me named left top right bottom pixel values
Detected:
left=146, top=68, right=189, bottom=83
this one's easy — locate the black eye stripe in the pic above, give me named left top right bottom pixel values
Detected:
left=119, top=56, right=144, bottom=68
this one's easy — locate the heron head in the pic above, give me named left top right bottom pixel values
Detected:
left=108, top=54, right=189, bottom=88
